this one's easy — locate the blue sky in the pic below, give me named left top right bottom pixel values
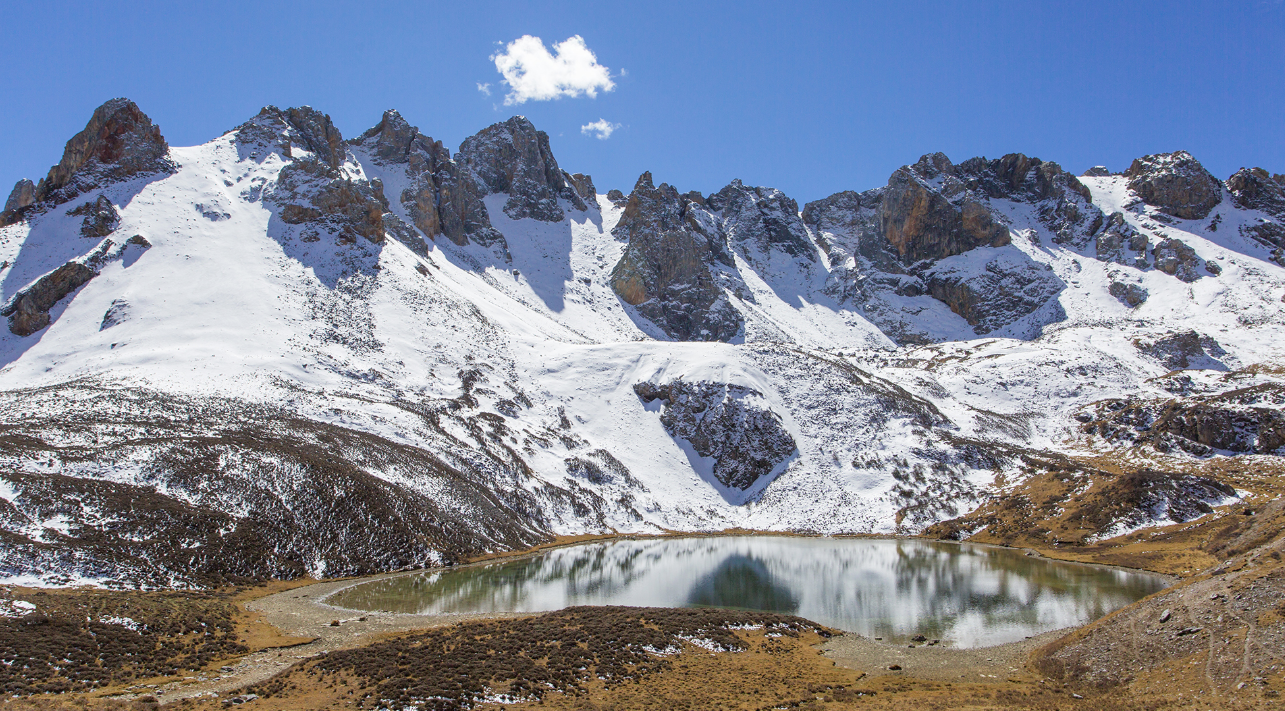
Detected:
left=1, top=1, right=1281, bottom=204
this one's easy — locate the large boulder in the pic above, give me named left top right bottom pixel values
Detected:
left=1124, top=151, right=1222, bottom=220
left=610, top=172, right=742, bottom=341
left=457, top=116, right=587, bottom=222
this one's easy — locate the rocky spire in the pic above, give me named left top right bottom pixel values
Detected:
left=4, top=180, right=34, bottom=213
left=350, top=110, right=505, bottom=252
left=1, top=98, right=171, bottom=225
left=610, top=172, right=742, bottom=341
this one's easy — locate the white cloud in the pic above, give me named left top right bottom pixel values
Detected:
left=476, top=82, right=491, bottom=96
left=491, top=35, right=614, bottom=106
left=581, top=119, right=621, bottom=140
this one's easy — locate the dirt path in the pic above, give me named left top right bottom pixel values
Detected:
left=150, top=573, right=530, bottom=703
left=820, top=628, right=1069, bottom=683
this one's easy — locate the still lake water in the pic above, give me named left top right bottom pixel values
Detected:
left=326, top=536, right=1168, bottom=647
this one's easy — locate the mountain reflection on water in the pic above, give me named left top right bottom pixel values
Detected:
left=325, top=536, right=1168, bottom=647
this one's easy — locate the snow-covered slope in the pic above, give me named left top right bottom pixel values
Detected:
left=0, top=101, right=1282, bottom=586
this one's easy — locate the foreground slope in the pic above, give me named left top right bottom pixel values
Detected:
left=0, top=100, right=1282, bottom=586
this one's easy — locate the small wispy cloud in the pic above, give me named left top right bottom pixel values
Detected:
left=581, top=119, right=621, bottom=140
left=476, top=82, right=492, bottom=96
left=491, top=35, right=614, bottom=105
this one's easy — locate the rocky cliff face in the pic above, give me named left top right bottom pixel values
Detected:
left=879, top=154, right=1011, bottom=264
left=1125, top=151, right=1223, bottom=221
left=803, top=152, right=1087, bottom=342
left=1080, top=383, right=1285, bottom=457
left=610, top=172, right=743, bottom=341
left=0, top=98, right=172, bottom=226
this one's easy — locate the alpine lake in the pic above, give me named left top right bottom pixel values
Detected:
left=325, top=535, right=1168, bottom=648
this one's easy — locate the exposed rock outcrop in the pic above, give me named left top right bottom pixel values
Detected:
left=457, top=116, right=587, bottom=222
left=1226, top=167, right=1285, bottom=265
left=1095, top=212, right=1148, bottom=267
left=1135, top=330, right=1228, bottom=371
left=0, top=99, right=171, bottom=226
left=236, top=107, right=422, bottom=251
left=563, top=172, right=597, bottom=205
left=0, top=236, right=150, bottom=336
left=921, top=248, right=1065, bottom=336
left=1151, top=237, right=1202, bottom=282
left=1081, top=166, right=1112, bottom=177
left=610, top=172, right=742, bottom=341
left=69, top=194, right=120, bottom=238
left=274, top=158, right=388, bottom=245
left=1226, top=167, right=1285, bottom=217
left=1109, top=280, right=1148, bottom=308
left=1081, top=383, right=1285, bottom=456
left=2, top=262, right=96, bottom=336
left=1125, top=151, right=1223, bottom=220
left=634, top=380, right=796, bottom=490
left=880, top=157, right=1010, bottom=264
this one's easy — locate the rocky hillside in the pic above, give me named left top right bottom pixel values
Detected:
left=0, top=99, right=1282, bottom=586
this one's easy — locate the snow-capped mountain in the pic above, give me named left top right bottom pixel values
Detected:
left=0, top=99, right=1281, bottom=587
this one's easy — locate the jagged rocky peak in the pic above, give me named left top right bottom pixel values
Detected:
left=610, top=171, right=742, bottom=342
left=1124, top=151, right=1223, bottom=220
left=800, top=151, right=1088, bottom=343
left=1082, top=165, right=1112, bottom=177
left=278, top=105, right=345, bottom=169
left=880, top=153, right=1010, bottom=264
left=354, top=109, right=448, bottom=167
left=708, top=179, right=815, bottom=268
left=349, top=109, right=502, bottom=253
left=457, top=115, right=588, bottom=222
left=1, top=98, right=170, bottom=225
left=236, top=105, right=400, bottom=248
